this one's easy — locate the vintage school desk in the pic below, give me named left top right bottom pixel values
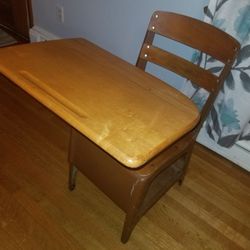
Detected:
left=0, top=38, right=200, bottom=241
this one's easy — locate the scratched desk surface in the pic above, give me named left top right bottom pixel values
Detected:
left=0, top=38, right=199, bottom=168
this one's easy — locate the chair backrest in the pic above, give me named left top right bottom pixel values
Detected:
left=136, top=11, right=240, bottom=125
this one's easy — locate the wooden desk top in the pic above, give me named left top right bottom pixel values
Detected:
left=0, top=38, right=199, bottom=168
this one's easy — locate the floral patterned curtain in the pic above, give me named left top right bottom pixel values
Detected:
left=182, top=0, right=250, bottom=147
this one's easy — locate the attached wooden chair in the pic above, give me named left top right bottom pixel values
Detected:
left=68, top=11, right=240, bottom=243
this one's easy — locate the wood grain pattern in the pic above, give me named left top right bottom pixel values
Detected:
left=0, top=38, right=199, bottom=168
left=0, top=75, right=249, bottom=249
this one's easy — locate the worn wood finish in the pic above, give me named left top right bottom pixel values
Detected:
left=0, top=38, right=199, bottom=168
left=0, top=78, right=250, bottom=249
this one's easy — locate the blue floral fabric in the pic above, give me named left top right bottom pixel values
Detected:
left=181, top=0, right=250, bottom=147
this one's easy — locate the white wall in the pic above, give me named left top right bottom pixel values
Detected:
left=31, top=0, right=208, bottom=88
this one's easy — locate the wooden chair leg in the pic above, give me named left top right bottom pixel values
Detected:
left=69, top=163, right=78, bottom=191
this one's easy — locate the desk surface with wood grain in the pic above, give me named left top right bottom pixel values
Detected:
left=0, top=38, right=199, bottom=168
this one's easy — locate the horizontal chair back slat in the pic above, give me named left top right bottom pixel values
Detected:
left=149, top=11, right=238, bottom=64
left=139, top=44, right=218, bottom=92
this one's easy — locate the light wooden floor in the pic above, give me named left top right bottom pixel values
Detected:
left=0, top=77, right=249, bottom=250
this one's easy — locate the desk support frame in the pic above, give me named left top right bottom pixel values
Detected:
left=68, top=128, right=196, bottom=243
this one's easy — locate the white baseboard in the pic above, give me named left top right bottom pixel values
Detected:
left=29, top=25, right=60, bottom=42
left=236, top=140, right=250, bottom=152
left=197, top=126, right=250, bottom=172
